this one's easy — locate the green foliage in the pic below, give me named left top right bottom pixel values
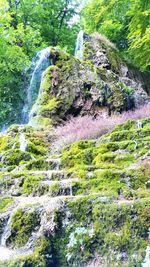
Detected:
left=82, top=0, right=150, bottom=71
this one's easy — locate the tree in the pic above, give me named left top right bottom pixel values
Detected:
left=82, top=0, right=150, bottom=71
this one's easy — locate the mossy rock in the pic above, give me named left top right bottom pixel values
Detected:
left=28, top=38, right=149, bottom=127
left=1, top=149, right=33, bottom=167
left=8, top=207, right=41, bottom=247
left=0, top=196, right=13, bottom=213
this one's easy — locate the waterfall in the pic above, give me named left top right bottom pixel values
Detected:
left=22, top=47, right=51, bottom=123
left=0, top=217, right=12, bottom=247
left=0, top=215, right=33, bottom=261
left=142, top=246, right=150, bottom=267
left=137, top=120, right=143, bottom=128
left=19, top=133, right=28, bottom=152
left=75, top=30, right=84, bottom=60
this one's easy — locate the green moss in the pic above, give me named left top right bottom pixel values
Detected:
left=29, top=115, right=52, bottom=127
left=0, top=196, right=13, bottom=213
left=72, top=178, right=124, bottom=196
left=0, top=135, right=9, bottom=152
left=22, top=175, right=47, bottom=195
left=67, top=197, right=150, bottom=266
left=40, top=97, right=60, bottom=115
left=25, top=157, right=47, bottom=170
left=126, top=167, right=150, bottom=190
left=113, top=118, right=150, bottom=132
left=61, top=118, right=150, bottom=200
left=40, top=65, right=57, bottom=93
left=27, top=141, right=47, bottom=156
left=110, top=127, right=150, bottom=142
left=61, top=140, right=95, bottom=168
left=2, top=149, right=32, bottom=167
left=49, top=183, right=61, bottom=197
left=8, top=207, right=40, bottom=247
left=107, top=48, right=121, bottom=72
left=2, top=254, right=47, bottom=267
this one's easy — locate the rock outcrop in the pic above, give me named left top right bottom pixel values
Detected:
left=29, top=33, right=150, bottom=127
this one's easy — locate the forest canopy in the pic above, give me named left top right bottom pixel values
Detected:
left=82, top=0, right=150, bottom=72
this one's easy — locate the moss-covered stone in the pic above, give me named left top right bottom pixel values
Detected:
left=0, top=196, right=13, bottom=213
left=8, top=207, right=41, bottom=247
left=28, top=32, right=150, bottom=128
left=61, top=118, right=150, bottom=199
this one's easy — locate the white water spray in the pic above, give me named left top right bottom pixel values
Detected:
left=19, top=133, right=28, bottom=152
left=75, top=30, right=84, bottom=60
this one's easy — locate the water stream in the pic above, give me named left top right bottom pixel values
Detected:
left=75, top=30, right=84, bottom=60
left=0, top=218, right=11, bottom=247
left=22, top=47, right=51, bottom=123
left=0, top=216, right=14, bottom=261
left=19, top=132, right=28, bottom=152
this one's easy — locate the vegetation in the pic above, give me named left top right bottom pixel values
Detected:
left=0, top=196, right=13, bottom=213
left=61, top=118, right=150, bottom=197
left=82, top=0, right=150, bottom=71
left=0, top=0, right=80, bottom=127
left=54, top=104, right=150, bottom=149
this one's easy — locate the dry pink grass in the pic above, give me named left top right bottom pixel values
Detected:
left=53, top=105, right=150, bottom=150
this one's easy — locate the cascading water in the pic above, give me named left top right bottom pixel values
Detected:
left=22, top=47, right=51, bottom=123
left=0, top=217, right=11, bottom=247
left=0, top=214, right=33, bottom=261
left=75, top=30, right=84, bottom=60
left=0, top=216, right=14, bottom=261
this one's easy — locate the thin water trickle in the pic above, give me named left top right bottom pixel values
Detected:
left=70, top=185, right=73, bottom=196
left=137, top=120, right=142, bottom=128
left=75, top=30, right=84, bottom=60
left=0, top=215, right=12, bottom=248
left=19, top=132, right=28, bottom=152
left=22, top=47, right=51, bottom=123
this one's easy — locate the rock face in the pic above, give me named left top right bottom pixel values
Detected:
left=29, top=32, right=150, bottom=127
left=0, top=118, right=150, bottom=267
